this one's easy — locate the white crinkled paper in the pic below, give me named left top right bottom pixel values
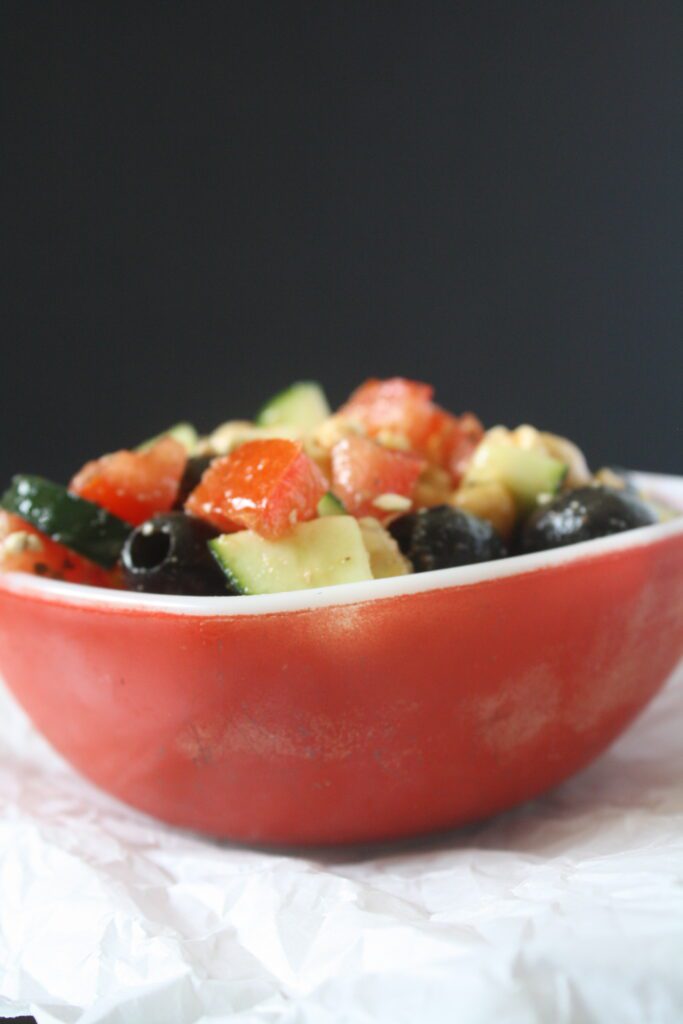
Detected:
left=1, top=663, right=682, bottom=1024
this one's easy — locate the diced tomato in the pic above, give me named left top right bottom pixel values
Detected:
left=330, top=435, right=424, bottom=517
left=0, top=511, right=119, bottom=587
left=342, top=377, right=434, bottom=415
left=185, top=438, right=328, bottom=539
left=339, top=377, right=483, bottom=483
left=339, top=378, right=435, bottom=448
left=417, top=408, right=484, bottom=482
left=442, top=411, right=485, bottom=484
left=70, top=436, right=187, bottom=526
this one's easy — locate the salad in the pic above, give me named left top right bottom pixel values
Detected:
left=0, top=378, right=669, bottom=596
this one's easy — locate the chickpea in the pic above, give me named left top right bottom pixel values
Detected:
left=541, top=432, right=591, bottom=487
left=303, top=436, right=332, bottom=479
left=451, top=480, right=517, bottom=540
left=413, top=465, right=454, bottom=508
left=593, top=467, right=627, bottom=489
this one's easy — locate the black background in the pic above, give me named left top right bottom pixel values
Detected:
left=1, top=1, right=681, bottom=490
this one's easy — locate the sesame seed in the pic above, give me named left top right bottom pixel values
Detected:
left=371, top=493, right=412, bottom=512
left=2, top=531, right=43, bottom=556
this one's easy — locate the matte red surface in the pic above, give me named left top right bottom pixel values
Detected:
left=0, top=531, right=682, bottom=845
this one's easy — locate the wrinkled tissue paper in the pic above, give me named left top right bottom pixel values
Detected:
left=1, top=661, right=682, bottom=1024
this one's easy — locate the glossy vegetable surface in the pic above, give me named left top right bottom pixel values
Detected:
left=520, top=486, right=657, bottom=552
left=330, top=435, right=424, bottom=517
left=0, top=476, right=130, bottom=568
left=0, top=511, right=118, bottom=586
left=1, top=376, right=677, bottom=599
left=339, top=377, right=483, bottom=481
left=389, top=505, right=506, bottom=571
left=185, top=439, right=327, bottom=539
left=70, top=436, right=187, bottom=526
left=122, top=513, right=232, bottom=596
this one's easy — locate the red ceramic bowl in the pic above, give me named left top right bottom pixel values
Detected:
left=1, top=472, right=682, bottom=846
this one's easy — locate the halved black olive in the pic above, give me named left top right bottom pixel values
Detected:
left=519, top=485, right=656, bottom=553
left=388, top=505, right=506, bottom=573
left=121, top=512, right=235, bottom=595
left=174, top=455, right=214, bottom=510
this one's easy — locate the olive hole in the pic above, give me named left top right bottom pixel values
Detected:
left=128, top=529, right=171, bottom=571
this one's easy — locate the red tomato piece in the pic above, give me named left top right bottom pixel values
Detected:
left=330, top=435, right=424, bottom=517
left=70, top=436, right=187, bottom=526
left=185, top=438, right=328, bottom=539
left=340, top=378, right=435, bottom=447
left=442, top=411, right=485, bottom=484
left=343, top=377, right=434, bottom=412
left=418, top=408, right=484, bottom=482
left=0, top=511, right=120, bottom=587
left=340, top=377, right=483, bottom=483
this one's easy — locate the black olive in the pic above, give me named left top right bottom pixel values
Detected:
left=519, top=485, right=656, bottom=553
left=121, top=512, right=235, bottom=595
left=174, top=455, right=214, bottom=510
left=388, top=505, right=507, bottom=572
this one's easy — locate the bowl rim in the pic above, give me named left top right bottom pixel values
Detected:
left=1, top=470, right=681, bottom=617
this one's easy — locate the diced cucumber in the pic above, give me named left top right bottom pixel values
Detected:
left=256, top=382, right=331, bottom=431
left=317, top=491, right=347, bottom=517
left=0, top=475, right=131, bottom=568
left=464, top=440, right=567, bottom=509
left=209, top=516, right=372, bottom=595
left=137, top=422, right=198, bottom=454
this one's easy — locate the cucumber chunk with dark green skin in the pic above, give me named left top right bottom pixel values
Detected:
left=464, top=441, right=567, bottom=510
left=137, top=422, right=198, bottom=453
left=210, top=516, right=373, bottom=594
left=256, top=382, right=331, bottom=430
left=317, top=491, right=347, bottom=516
left=0, top=475, right=131, bottom=568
